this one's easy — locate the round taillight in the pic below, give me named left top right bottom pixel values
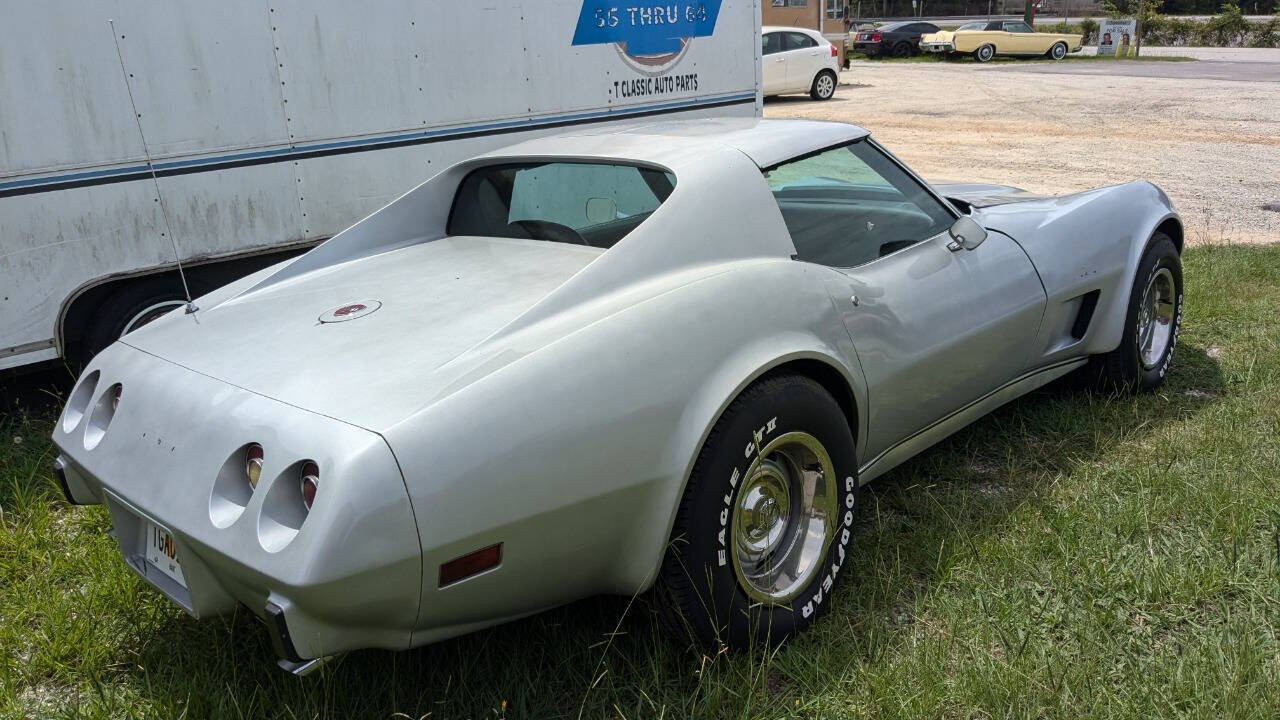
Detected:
left=300, top=461, right=319, bottom=511
left=246, top=444, right=264, bottom=490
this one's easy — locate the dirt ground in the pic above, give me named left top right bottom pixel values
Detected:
left=766, top=50, right=1280, bottom=245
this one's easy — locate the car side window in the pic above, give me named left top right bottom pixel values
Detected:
left=985, top=21, right=1003, bottom=31
left=764, top=142, right=955, bottom=269
left=786, top=32, right=818, bottom=49
left=762, top=32, right=784, bottom=55
left=1003, top=21, right=1034, bottom=33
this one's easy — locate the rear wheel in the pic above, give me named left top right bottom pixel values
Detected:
left=1049, top=42, right=1068, bottom=60
left=1090, top=233, right=1183, bottom=392
left=974, top=44, right=995, bottom=62
left=810, top=70, right=837, bottom=100
left=890, top=41, right=912, bottom=58
left=658, top=373, right=859, bottom=647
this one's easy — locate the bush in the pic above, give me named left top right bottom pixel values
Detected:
left=1245, top=10, right=1280, bottom=46
left=1080, top=17, right=1100, bottom=43
left=1200, top=2, right=1251, bottom=44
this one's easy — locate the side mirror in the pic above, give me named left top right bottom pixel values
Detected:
left=947, top=215, right=987, bottom=251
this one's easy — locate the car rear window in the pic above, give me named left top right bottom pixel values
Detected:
left=447, top=162, right=676, bottom=249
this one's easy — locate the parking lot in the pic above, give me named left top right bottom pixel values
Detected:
left=768, top=48, right=1280, bottom=244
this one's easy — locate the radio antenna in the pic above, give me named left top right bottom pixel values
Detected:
left=108, top=18, right=197, bottom=314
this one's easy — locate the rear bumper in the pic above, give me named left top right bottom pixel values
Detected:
left=51, top=343, right=422, bottom=665
left=851, top=42, right=882, bottom=54
left=921, top=42, right=954, bottom=53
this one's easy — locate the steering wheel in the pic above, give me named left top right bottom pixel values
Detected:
left=508, top=219, right=589, bottom=246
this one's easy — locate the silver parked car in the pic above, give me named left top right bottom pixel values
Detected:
left=52, top=119, right=1184, bottom=673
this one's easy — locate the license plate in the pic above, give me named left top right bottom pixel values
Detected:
left=145, top=522, right=186, bottom=587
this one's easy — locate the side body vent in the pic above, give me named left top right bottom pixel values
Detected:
left=1071, top=290, right=1101, bottom=340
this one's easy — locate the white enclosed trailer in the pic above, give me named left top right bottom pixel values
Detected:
left=0, top=0, right=761, bottom=370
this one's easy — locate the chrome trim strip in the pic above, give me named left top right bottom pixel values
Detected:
left=858, top=358, right=1087, bottom=484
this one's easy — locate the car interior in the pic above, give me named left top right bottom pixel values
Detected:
left=447, top=161, right=676, bottom=249
left=764, top=142, right=955, bottom=269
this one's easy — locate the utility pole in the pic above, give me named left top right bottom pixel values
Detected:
left=1134, top=5, right=1143, bottom=56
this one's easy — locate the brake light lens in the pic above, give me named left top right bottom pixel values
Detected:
left=872, top=32, right=882, bottom=42
left=246, top=444, right=264, bottom=490
left=300, top=461, right=319, bottom=511
left=830, top=43, right=839, bottom=57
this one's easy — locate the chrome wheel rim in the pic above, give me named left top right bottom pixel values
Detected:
left=122, top=300, right=186, bottom=336
left=1052, top=44, right=1066, bottom=59
left=731, top=431, right=838, bottom=604
left=978, top=46, right=993, bottom=61
left=1137, top=268, right=1176, bottom=370
left=816, top=74, right=834, bottom=98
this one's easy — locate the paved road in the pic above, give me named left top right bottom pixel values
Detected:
left=992, top=48, right=1280, bottom=82
left=880, top=13, right=1274, bottom=24
left=998, top=60, right=1280, bottom=82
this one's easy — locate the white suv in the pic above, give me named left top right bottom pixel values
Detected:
left=761, top=26, right=841, bottom=100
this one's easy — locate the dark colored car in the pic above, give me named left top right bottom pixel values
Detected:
left=850, top=21, right=941, bottom=58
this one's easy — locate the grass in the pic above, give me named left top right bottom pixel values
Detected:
left=3, top=242, right=1279, bottom=718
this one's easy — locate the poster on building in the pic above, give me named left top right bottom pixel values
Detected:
left=1097, top=18, right=1136, bottom=56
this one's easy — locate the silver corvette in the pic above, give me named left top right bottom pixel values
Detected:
left=52, top=119, right=1184, bottom=673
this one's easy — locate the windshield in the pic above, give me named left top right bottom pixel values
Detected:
left=448, top=161, right=676, bottom=249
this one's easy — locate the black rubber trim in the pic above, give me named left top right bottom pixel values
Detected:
left=0, top=96, right=755, bottom=199
left=264, top=601, right=304, bottom=664
left=52, top=457, right=80, bottom=505
left=1071, top=289, right=1102, bottom=340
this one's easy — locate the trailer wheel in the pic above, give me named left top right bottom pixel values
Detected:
left=80, top=276, right=200, bottom=361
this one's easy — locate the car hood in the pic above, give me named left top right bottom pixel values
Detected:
left=932, top=181, right=1052, bottom=208
left=123, top=236, right=604, bottom=431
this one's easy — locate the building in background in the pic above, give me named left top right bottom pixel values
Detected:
left=762, top=0, right=851, bottom=61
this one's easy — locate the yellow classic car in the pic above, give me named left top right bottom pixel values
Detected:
left=920, top=20, right=1083, bottom=62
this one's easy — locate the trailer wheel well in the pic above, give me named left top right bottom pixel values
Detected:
left=58, top=246, right=312, bottom=366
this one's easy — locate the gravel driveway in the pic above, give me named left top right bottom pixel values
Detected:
left=767, top=48, right=1280, bottom=244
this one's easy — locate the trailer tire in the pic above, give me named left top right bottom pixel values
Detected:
left=80, top=276, right=201, bottom=361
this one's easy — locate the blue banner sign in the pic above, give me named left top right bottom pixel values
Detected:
left=572, top=1, right=723, bottom=56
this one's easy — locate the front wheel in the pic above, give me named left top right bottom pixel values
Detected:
left=810, top=70, right=837, bottom=100
left=657, top=373, right=859, bottom=647
left=1049, top=42, right=1068, bottom=60
left=1090, top=233, right=1183, bottom=392
left=974, top=44, right=995, bottom=62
